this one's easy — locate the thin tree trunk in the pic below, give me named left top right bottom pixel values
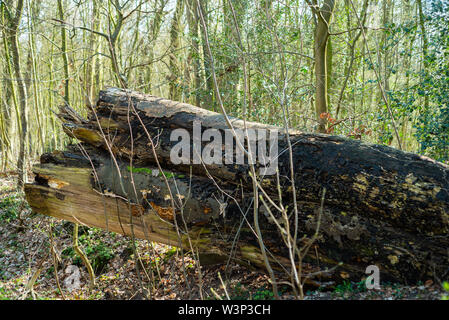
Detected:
left=107, top=0, right=125, bottom=88
left=145, top=0, right=166, bottom=92
left=186, top=0, right=201, bottom=107
left=1, top=6, right=20, bottom=165
left=57, top=0, right=70, bottom=104
left=417, top=0, right=429, bottom=109
left=5, top=0, right=28, bottom=188
left=335, top=0, right=369, bottom=118
left=168, top=0, right=184, bottom=101
left=27, top=0, right=44, bottom=154
left=309, top=0, right=336, bottom=133
left=326, top=37, right=332, bottom=114
left=198, top=0, right=215, bottom=111
left=85, top=0, right=100, bottom=107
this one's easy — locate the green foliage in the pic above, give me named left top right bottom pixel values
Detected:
left=226, top=283, right=284, bottom=300
left=333, top=280, right=367, bottom=297
left=62, top=228, right=115, bottom=275
left=442, top=281, right=449, bottom=300
left=391, top=283, right=405, bottom=299
left=126, top=166, right=153, bottom=175
left=252, top=287, right=275, bottom=300
left=0, top=286, right=14, bottom=300
left=392, top=0, right=449, bottom=161
left=126, top=166, right=185, bottom=179
left=0, top=194, right=22, bottom=223
left=163, top=246, right=178, bottom=261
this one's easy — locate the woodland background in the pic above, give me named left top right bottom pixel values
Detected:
left=0, top=0, right=448, bottom=184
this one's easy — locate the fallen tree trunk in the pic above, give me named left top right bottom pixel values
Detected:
left=25, top=87, right=449, bottom=285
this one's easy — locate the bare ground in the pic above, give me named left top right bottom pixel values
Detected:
left=0, top=174, right=447, bottom=300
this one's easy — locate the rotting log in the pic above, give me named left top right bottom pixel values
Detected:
left=25, top=87, right=449, bottom=285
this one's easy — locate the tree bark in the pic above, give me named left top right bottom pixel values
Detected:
left=85, top=0, right=100, bottom=107
left=197, top=0, right=215, bottom=111
left=4, top=0, right=28, bottom=188
left=186, top=0, right=201, bottom=107
left=417, top=0, right=429, bottom=110
left=25, top=87, right=449, bottom=284
left=57, top=0, right=70, bottom=104
left=168, top=0, right=184, bottom=101
left=309, top=0, right=335, bottom=133
left=144, top=0, right=166, bottom=91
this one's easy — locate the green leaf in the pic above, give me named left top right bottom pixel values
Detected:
left=443, top=282, right=449, bottom=292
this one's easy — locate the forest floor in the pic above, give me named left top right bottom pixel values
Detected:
left=0, top=174, right=447, bottom=300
